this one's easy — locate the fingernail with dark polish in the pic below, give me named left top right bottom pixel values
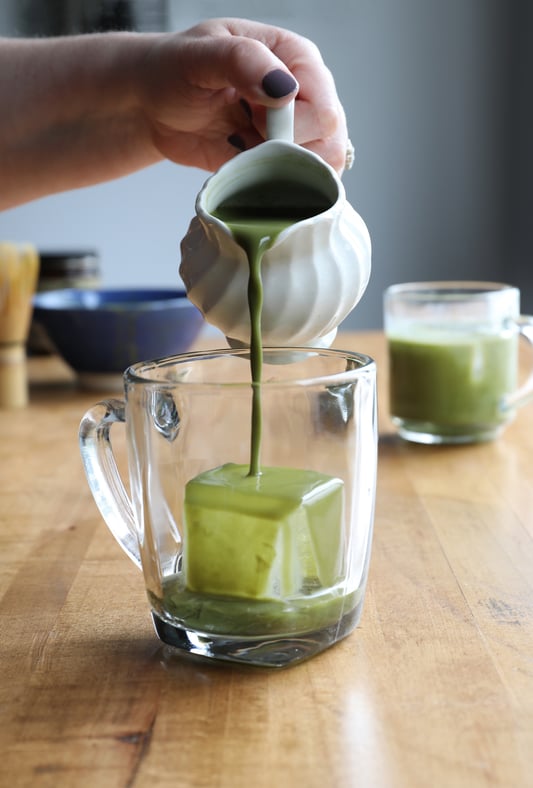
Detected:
left=262, top=69, right=298, bottom=99
left=227, top=133, right=246, bottom=152
left=239, top=99, right=252, bottom=119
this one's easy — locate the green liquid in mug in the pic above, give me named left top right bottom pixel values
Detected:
left=388, top=330, right=518, bottom=436
left=159, top=182, right=353, bottom=634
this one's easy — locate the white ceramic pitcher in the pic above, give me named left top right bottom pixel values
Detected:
left=179, top=104, right=371, bottom=349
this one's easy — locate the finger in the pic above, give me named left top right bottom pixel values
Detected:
left=295, top=96, right=348, bottom=172
left=181, top=21, right=300, bottom=106
left=220, top=17, right=336, bottom=105
left=303, top=138, right=348, bottom=175
left=263, top=31, right=346, bottom=136
left=199, top=21, right=348, bottom=153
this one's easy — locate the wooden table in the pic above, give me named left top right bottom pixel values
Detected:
left=1, top=331, right=532, bottom=788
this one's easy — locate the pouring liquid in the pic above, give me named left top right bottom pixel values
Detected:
left=216, top=214, right=293, bottom=476
left=212, top=179, right=334, bottom=475
left=155, top=183, right=355, bottom=642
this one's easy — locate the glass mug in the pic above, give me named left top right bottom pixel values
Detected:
left=384, top=281, right=533, bottom=444
left=79, top=347, right=377, bottom=668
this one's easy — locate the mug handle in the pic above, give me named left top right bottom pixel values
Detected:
left=79, top=399, right=141, bottom=568
left=503, top=316, right=533, bottom=411
left=266, top=101, right=294, bottom=142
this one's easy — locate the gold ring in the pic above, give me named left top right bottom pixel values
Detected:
left=345, top=139, right=355, bottom=170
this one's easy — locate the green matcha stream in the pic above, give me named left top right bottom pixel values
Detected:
left=218, top=214, right=293, bottom=476
left=157, top=184, right=353, bottom=635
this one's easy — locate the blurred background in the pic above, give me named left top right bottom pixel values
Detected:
left=0, top=0, right=531, bottom=329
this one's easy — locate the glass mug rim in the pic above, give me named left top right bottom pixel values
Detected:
left=124, top=346, right=376, bottom=388
left=385, top=280, right=519, bottom=303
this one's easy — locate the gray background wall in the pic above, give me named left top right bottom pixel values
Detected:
left=0, top=0, right=531, bottom=329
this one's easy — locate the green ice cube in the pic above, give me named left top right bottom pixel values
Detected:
left=183, top=463, right=345, bottom=600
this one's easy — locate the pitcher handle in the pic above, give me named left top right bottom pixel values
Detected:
left=79, top=399, right=141, bottom=568
left=266, top=100, right=294, bottom=142
left=503, top=316, right=533, bottom=411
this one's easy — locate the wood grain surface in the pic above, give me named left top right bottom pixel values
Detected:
left=1, top=331, right=532, bottom=787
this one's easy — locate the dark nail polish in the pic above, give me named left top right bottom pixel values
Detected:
left=262, top=69, right=298, bottom=99
left=239, top=99, right=253, bottom=120
left=227, top=133, right=246, bottom=152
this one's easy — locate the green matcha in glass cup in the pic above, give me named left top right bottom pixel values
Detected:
left=384, top=281, right=533, bottom=444
left=79, top=347, right=377, bottom=668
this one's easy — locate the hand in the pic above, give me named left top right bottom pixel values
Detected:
left=137, top=18, right=349, bottom=174
left=0, top=18, right=349, bottom=209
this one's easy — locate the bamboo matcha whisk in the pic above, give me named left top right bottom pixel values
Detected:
left=0, top=243, right=40, bottom=408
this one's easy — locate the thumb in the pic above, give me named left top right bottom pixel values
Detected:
left=186, top=34, right=299, bottom=106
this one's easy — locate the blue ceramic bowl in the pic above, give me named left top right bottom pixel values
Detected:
left=32, top=288, right=205, bottom=386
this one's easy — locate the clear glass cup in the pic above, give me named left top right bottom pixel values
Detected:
left=384, top=281, right=533, bottom=444
left=79, top=347, right=377, bottom=668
